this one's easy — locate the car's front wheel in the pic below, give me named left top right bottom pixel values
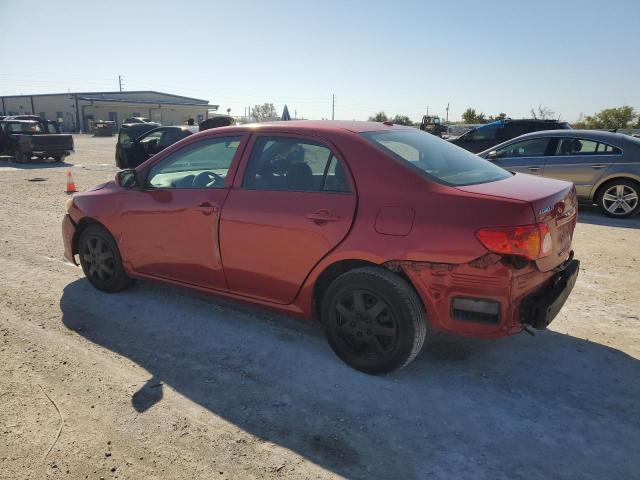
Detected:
left=78, top=224, right=135, bottom=293
left=321, top=267, right=427, bottom=374
left=14, top=151, right=28, bottom=163
left=598, top=179, right=639, bottom=218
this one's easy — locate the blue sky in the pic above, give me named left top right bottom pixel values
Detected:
left=1, top=0, right=638, bottom=122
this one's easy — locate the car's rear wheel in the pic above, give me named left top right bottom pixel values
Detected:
left=78, top=224, right=134, bottom=293
left=321, top=267, right=427, bottom=374
left=598, top=179, right=639, bottom=218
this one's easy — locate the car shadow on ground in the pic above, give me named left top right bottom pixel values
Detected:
left=0, top=156, right=73, bottom=169
left=577, top=203, right=640, bottom=229
left=60, top=279, right=640, bottom=479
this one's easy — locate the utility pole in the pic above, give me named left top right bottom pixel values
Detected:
left=445, top=103, right=450, bottom=123
left=426, top=105, right=429, bottom=116
left=118, top=75, right=123, bottom=92
left=332, top=94, right=335, bottom=120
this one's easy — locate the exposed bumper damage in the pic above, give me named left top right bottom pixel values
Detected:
left=62, top=214, right=78, bottom=265
left=385, top=253, right=566, bottom=338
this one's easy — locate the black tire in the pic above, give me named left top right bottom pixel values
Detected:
left=78, top=224, right=135, bottom=293
left=321, top=267, right=427, bottom=374
left=14, top=151, right=28, bottom=163
left=53, top=155, right=63, bottom=162
left=597, top=179, right=640, bottom=218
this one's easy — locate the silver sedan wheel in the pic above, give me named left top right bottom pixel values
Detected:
left=602, top=184, right=639, bottom=215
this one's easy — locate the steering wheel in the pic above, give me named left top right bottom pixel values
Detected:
left=192, top=171, right=224, bottom=188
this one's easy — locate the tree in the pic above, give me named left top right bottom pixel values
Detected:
left=461, top=108, right=488, bottom=124
left=368, top=111, right=389, bottom=122
left=577, top=106, right=637, bottom=130
left=488, top=112, right=507, bottom=121
left=391, top=114, right=414, bottom=126
left=530, top=104, right=555, bottom=120
left=251, top=103, right=277, bottom=122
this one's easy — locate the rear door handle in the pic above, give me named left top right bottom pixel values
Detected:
left=591, top=164, right=606, bottom=169
left=307, top=209, right=340, bottom=223
left=527, top=166, right=541, bottom=172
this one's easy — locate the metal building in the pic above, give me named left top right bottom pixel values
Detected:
left=0, top=91, right=219, bottom=132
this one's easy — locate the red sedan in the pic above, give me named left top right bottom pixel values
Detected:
left=62, top=121, right=579, bottom=373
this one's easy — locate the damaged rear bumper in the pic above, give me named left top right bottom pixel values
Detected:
left=519, top=259, right=580, bottom=330
left=387, top=253, right=578, bottom=339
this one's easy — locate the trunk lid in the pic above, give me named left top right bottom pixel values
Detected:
left=457, top=173, right=577, bottom=272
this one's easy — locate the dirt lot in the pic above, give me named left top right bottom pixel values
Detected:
left=1, top=134, right=639, bottom=480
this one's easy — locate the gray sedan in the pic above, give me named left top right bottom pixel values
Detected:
left=479, top=130, right=640, bottom=218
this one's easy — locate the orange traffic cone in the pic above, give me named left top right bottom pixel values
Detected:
left=66, top=170, right=77, bottom=194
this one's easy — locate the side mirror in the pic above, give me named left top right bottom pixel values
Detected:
left=487, top=150, right=499, bottom=160
left=116, top=169, right=137, bottom=188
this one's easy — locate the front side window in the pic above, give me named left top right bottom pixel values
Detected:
left=495, top=138, right=550, bottom=158
left=243, top=137, right=350, bottom=192
left=147, top=136, right=242, bottom=189
left=555, top=138, right=621, bottom=155
left=363, top=128, right=511, bottom=186
left=139, top=130, right=162, bottom=147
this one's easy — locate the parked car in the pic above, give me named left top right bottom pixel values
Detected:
left=449, top=119, right=571, bottom=153
left=123, top=116, right=154, bottom=124
left=116, top=125, right=198, bottom=168
left=479, top=130, right=640, bottom=218
left=63, top=121, right=579, bottom=373
left=0, top=119, right=74, bottom=163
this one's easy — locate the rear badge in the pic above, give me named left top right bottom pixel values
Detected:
left=538, top=205, right=553, bottom=216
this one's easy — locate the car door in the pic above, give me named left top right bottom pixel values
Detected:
left=542, top=137, right=621, bottom=197
left=219, top=133, right=356, bottom=304
left=118, top=134, right=247, bottom=289
left=489, top=137, right=553, bottom=175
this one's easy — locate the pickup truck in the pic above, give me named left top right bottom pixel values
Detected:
left=0, top=119, right=74, bottom=163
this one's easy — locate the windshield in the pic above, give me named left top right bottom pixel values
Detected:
left=362, top=128, right=512, bottom=186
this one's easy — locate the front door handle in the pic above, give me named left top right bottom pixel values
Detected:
left=307, top=209, right=340, bottom=223
left=527, top=166, right=541, bottom=172
left=591, top=164, right=606, bottom=169
left=197, top=202, right=219, bottom=214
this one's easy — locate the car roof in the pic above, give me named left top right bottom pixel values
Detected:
left=514, top=129, right=629, bottom=142
left=478, top=129, right=635, bottom=156
left=204, top=120, right=408, bottom=135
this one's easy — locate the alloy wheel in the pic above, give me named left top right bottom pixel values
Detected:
left=82, top=235, right=116, bottom=281
left=334, top=289, right=398, bottom=357
left=602, top=184, right=639, bottom=215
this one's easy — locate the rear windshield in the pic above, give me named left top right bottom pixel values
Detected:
left=362, top=129, right=512, bottom=186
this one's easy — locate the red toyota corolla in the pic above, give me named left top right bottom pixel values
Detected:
left=62, top=121, right=579, bottom=373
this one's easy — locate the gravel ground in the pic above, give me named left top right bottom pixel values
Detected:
left=1, top=134, right=639, bottom=480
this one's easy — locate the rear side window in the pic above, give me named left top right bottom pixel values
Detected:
left=555, top=138, right=621, bottom=155
left=243, top=137, right=350, bottom=192
left=469, top=123, right=500, bottom=141
left=363, top=129, right=511, bottom=186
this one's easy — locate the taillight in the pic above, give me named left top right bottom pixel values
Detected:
left=475, top=223, right=552, bottom=261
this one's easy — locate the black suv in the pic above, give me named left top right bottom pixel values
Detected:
left=448, top=119, right=571, bottom=153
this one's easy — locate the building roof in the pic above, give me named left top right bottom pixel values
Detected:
left=0, top=90, right=211, bottom=106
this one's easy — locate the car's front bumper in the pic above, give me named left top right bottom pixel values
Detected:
left=62, top=214, right=77, bottom=265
